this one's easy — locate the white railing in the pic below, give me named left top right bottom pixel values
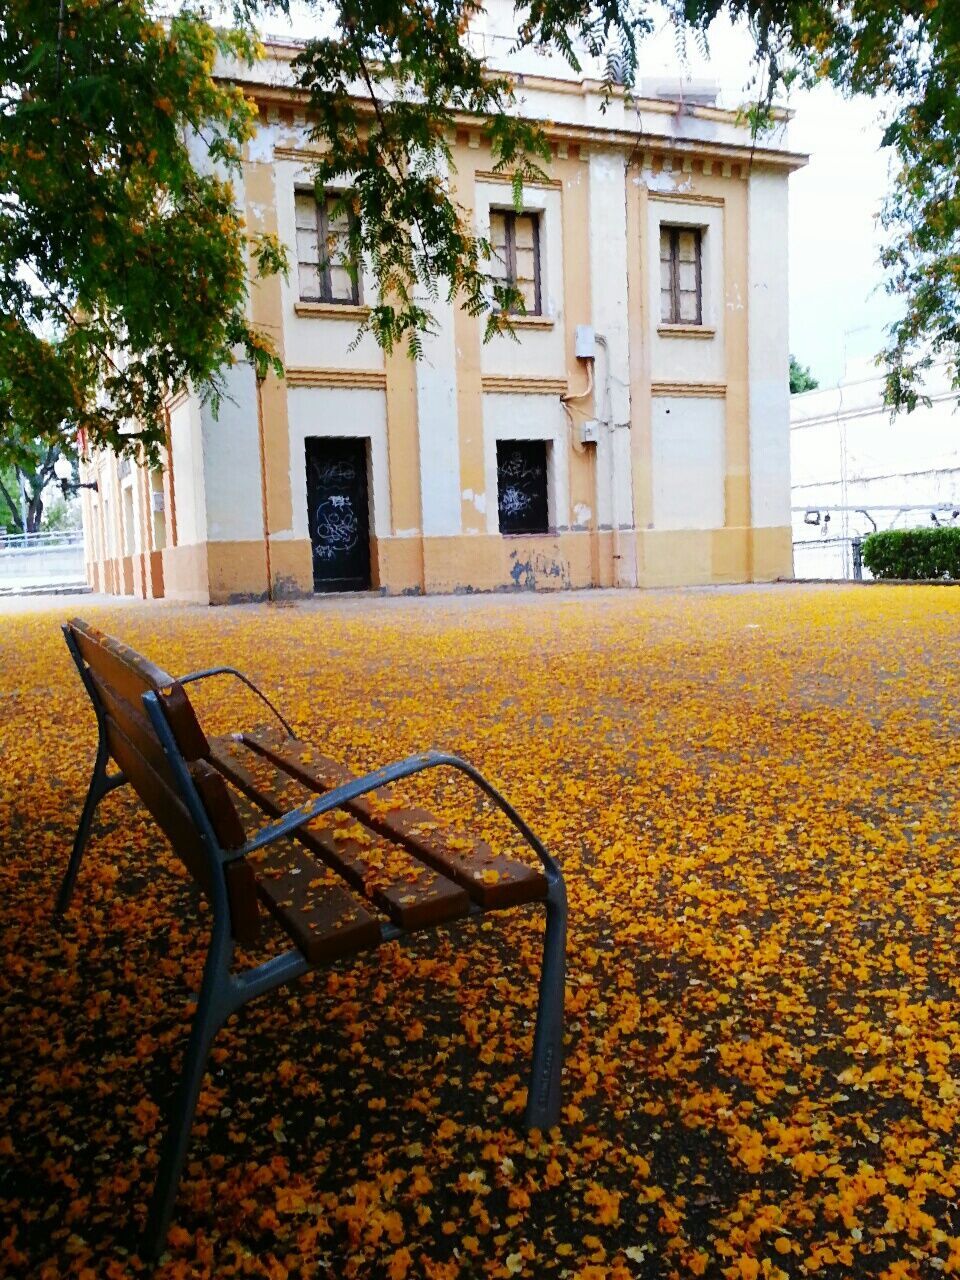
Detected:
left=0, top=530, right=84, bottom=552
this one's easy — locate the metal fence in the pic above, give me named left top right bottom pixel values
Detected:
left=0, top=530, right=86, bottom=589
left=792, top=535, right=868, bottom=581
left=0, top=530, right=84, bottom=552
left=791, top=504, right=960, bottom=581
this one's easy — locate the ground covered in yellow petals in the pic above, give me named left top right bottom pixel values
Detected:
left=2, top=584, right=960, bottom=1280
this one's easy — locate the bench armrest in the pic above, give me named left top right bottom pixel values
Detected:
left=174, top=667, right=297, bottom=739
left=224, top=749, right=563, bottom=886
left=227, top=750, right=448, bottom=860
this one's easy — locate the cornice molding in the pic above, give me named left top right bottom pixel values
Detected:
left=481, top=374, right=569, bottom=396
left=232, top=82, right=808, bottom=172
left=646, top=190, right=725, bottom=208
left=474, top=169, right=563, bottom=191
left=651, top=381, right=727, bottom=398
left=285, top=367, right=386, bottom=390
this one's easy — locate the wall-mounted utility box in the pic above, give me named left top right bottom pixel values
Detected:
left=580, top=419, right=600, bottom=445
left=574, top=325, right=596, bottom=360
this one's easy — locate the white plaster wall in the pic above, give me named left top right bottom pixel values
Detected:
left=120, top=475, right=137, bottom=556
left=481, top=393, right=569, bottom=533
left=417, top=289, right=462, bottom=538
left=791, top=362, right=960, bottom=577
left=169, top=395, right=207, bottom=546
left=748, top=170, right=791, bottom=528
left=651, top=397, right=725, bottom=529
left=287, top=386, right=392, bottom=540
left=647, top=191, right=725, bottom=385
left=791, top=415, right=845, bottom=495
left=274, top=154, right=386, bottom=372
left=200, top=362, right=266, bottom=542
left=589, top=151, right=636, bottom=583
left=476, top=182, right=566, bottom=380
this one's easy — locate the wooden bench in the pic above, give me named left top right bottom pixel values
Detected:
left=57, top=619, right=567, bottom=1256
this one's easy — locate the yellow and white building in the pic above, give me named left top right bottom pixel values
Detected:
left=80, top=30, right=806, bottom=604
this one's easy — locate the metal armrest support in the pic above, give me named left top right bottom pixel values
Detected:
left=224, top=749, right=563, bottom=886
left=226, top=750, right=449, bottom=860
left=173, top=667, right=297, bottom=739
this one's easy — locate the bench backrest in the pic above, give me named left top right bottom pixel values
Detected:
left=64, top=618, right=260, bottom=944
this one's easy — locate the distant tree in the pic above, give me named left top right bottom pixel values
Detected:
left=0, top=426, right=75, bottom=534
left=0, top=462, right=19, bottom=534
left=789, top=356, right=819, bottom=395
left=42, top=492, right=83, bottom=534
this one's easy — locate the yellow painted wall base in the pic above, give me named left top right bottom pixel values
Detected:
left=162, top=543, right=211, bottom=605
left=268, top=539, right=313, bottom=599
left=89, top=525, right=794, bottom=603
left=751, top=525, right=794, bottom=582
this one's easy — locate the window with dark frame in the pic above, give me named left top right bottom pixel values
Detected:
left=489, top=210, right=542, bottom=315
left=295, top=190, right=360, bottom=304
left=496, top=440, right=550, bottom=535
left=659, top=225, right=703, bottom=325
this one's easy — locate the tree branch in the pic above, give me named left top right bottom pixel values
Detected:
left=0, top=473, right=24, bottom=532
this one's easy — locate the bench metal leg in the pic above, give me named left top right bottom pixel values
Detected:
left=56, top=741, right=115, bottom=917
left=142, top=927, right=236, bottom=1260
left=523, top=878, right=567, bottom=1132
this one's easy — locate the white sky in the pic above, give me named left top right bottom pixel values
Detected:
left=263, top=5, right=901, bottom=391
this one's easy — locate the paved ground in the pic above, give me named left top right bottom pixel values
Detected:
left=2, top=584, right=959, bottom=1278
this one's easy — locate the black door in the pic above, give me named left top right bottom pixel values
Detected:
left=305, top=437, right=371, bottom=592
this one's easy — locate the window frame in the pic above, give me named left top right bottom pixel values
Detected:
left=490, top=208, right=543, bottom=316
left=659, top=224, right=703, bottom=326
left=495, top=438, right=551, bottom=536
left=295, top=188, right=360, bottom=306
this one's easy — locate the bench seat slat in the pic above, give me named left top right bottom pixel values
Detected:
left=228, top=798, right=382, bottom=964
left=255, top=860, right=381, bottom=965
left=243, top=727, right=548, bottom=911
left=209, top=737, right=471, bottom=930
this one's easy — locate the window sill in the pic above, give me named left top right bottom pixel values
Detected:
left=497, top=314, right=555, bottom=330
left=657, top=324, right=716, bottom=340
left=295, top=302, right=369, bottom=320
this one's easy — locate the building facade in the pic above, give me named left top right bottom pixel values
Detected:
left=791, top=359, right=960, bottom=579
left=81, top=37, right=806, bottom=604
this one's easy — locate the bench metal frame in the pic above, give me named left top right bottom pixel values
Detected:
left=57, top=626, right=567, bottom=1259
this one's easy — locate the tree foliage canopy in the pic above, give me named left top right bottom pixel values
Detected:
left=1, top=3, right=285, bottom=465
left=789, top=355, right=818, bottom=394
left=2, top=0, right=957, bottom=468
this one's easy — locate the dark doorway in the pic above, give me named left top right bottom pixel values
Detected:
left=305, top=437, right=371, bottom=592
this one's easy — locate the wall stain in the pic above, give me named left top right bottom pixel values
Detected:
left=508, top=550, right=571, bottom=591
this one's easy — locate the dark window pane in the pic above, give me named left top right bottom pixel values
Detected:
left=497, top=440, right=549, bottom=534
left=296, top=189, right=360, bottom=304
left=659, top=224, right=702, bottom=324
left=489, top=209, right=542, bottom=315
